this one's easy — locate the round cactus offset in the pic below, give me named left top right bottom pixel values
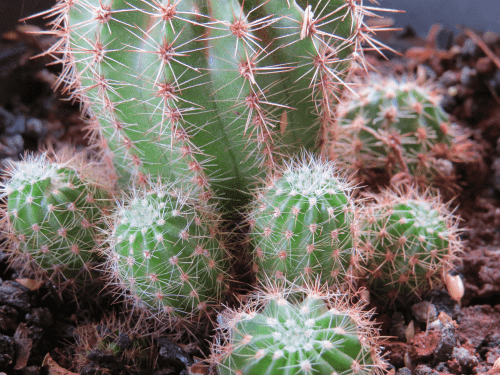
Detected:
left=213, top=283, right=386, bottom=375
left=329, top=75, right=477, bottom=184
left=247, top=153, right=361, bottom=285
left=360, top=186, right=462, bottom=298
left=0, top=153, right=110, bottom=284
left=106, top=183, right=230, bottom=320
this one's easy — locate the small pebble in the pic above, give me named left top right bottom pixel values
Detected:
left=460, top=66, right=479, bottom=88
left=451, top=347, right=479, bottom=371
left=396, top=368, right=412, bottom=375
left=414, top=364, right=439, bottom=375
left=25, top=307, right=53, bottom=327
left=439, top=71, right=459, bottom=87
left=412, top=301, right=437, bottom=323
left=461, top=39, right=483, bottom=60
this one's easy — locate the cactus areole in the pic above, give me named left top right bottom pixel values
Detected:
left=42, top=0, right=382, bottom=211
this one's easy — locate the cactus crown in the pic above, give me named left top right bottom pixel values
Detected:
left=213, top=282, right=386, bottom=375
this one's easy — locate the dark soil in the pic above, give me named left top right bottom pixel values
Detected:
left=0, top=16, right=500, bottom=375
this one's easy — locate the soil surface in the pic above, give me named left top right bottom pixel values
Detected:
left=0, top=14, right=500, bottom=375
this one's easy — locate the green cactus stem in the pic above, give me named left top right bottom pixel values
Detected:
left=360, top=185, right=462, bottom=298
left=0, top=152, right=111, bottom=284
left=213, top=282, right=386, bottom=375
left=247, top=152, right=361, bottom=286
left=35, top=0, right=395, bottom=211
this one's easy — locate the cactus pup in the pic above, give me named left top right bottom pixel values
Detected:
left=212, top=282, right=387, bottom=375
left=104, top=181, right=230, bottom=322
left=0, top=151, right=111, bottom=285
left=360, top=185, right=462, bottom=299
left=328, top=74, right=478, bottom=187
left=247, top=152, right=361, bottom=286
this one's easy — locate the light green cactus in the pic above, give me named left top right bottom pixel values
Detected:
left=105, top=182, right=230, bottom=320
left=360, top=185, right=462, bottom=298
left=0, top=152, right=111, bottom=284
left=247, top=153, right=361, bottom=286
left=213, top=283, right=386, bottom=375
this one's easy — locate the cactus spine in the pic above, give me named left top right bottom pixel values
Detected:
left=247, top=153, right=361, bottom=285
left=213, top=283, right=386, bottom=375
left=0, top=153, right=110, bottom=284
left=360, top=186, right=462, bottom=298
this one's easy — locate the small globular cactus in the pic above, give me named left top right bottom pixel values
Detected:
left=71, top=314, right=157, bottom=373
left=212, top=282, right=386, bottom=375
left=360, top=185, right=462, bottom=299
left=0, top=152, right=111, bottom=284
left=105, top=182, right=230, bottom=321
left=247, top=153, right=361, bottom=286
left=329, top=75, right=477, bottom=185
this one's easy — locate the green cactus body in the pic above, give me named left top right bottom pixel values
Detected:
left=329, top=75, right=474, bottom=182
left=44, top=0, right=378, bottom=210
left=360, top=187, right=461, bottom=297
left=107, top=184, right=229, bottom=319
left=214, top=285, right=385, bottom=375
left=247, top=154, right=360, bottom=285
left=0, top=154, right=109, bottom=282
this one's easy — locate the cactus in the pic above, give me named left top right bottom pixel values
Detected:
left=247, top=152, right=361, bottom=286
left=360, top=185, right=462, bottom=298
left=212, top=282, right=386, bottom=375
left=328, top=75, right=477, bottom=185
left=34, top=0, right=394, bottom=211
left=0, top=152, right=111, bottom=284
left=71, top=314, right=158, bottom=373
left=105, top=182, right=230, bottom=320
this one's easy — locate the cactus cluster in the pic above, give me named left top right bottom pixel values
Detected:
left=328, top=75, right=477, bottom=185
left=213, top=283, right=386, bottom=375
left=247, top=153, right=360, bottom=286
left=0, top=152, right=110, bottom=285
left=0, top=0, right=474, bottom=374
left=359, top=186, right=462, bottom=298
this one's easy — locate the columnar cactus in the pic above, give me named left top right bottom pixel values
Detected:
left=105, top=182, right=230, bottom=320
left=36, top=0, right=389, bottom=210
left=247, top=153, right=361, bottom=286
left=360, top=186, right=462, bottom=298
left=328, top=75, right=477, bottom=184
left=213, top=283, right=386, bottom=375
left=0, top=153, right=111, bottom=284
